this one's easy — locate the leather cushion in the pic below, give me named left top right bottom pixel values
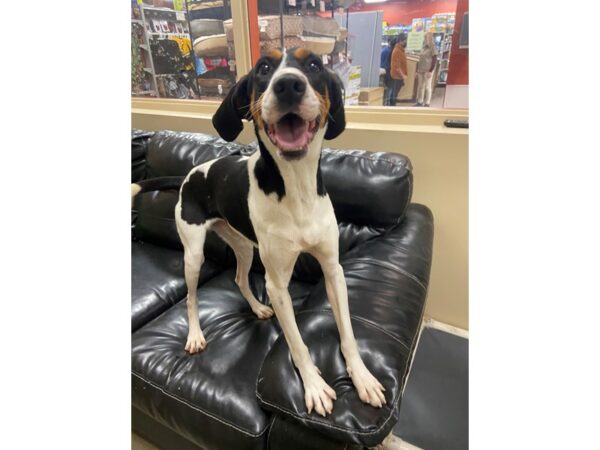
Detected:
left=141, top=132, right=412, bottom=227
left=145, top=130, right=252, bottom=178
left=132, top=129, right=154, bottom=182
left=131, top=241, right=222, bottom=332
left=132, top=191, right=383, bottom=283
left=132, top=269, right=315, bottom=450
left=320, top=149, right=412, bottom=227
left=256, top=205, right=434, bottom=447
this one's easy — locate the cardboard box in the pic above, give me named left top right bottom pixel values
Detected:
left=358, top=87, right=384, bottom=105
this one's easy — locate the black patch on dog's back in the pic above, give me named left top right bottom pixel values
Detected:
left=254, top=135, right=286, bottom=201
left=179, top=156, right=257, bottom=243
left=180, top=170, right=215, bottom=225
left=210, top=156, right=257, bottom=243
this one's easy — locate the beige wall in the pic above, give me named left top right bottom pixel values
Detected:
left=132, top=101, right=469, bottom=330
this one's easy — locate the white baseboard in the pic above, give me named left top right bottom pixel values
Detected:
left=423, top=317, right=469, bottom=339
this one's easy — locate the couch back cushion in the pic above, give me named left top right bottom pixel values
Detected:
left=131, top=129, right=154, bottom=182
left=320, top=148, right=412, bottom=228
left=144, top=130, right=252, bottom=178
left=132, top=130, right=413, bottom=282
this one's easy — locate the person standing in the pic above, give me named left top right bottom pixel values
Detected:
left=415, top=32, right=438, bottom=107
left=388, top=34, right=408, bottom=107
left=381, top=37, right=396, bottom=106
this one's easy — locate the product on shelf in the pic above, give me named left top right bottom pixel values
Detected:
left=300, top=36, right=336, bottom=55
left=227, top=35, right=304, bottom=59
left=189, top=18, right=224, bottom=37
left=302, top=15, right=340, bottom=39
left=193, top=34, right=228, bottom=58
left=196, top=65, right=235, bottom=96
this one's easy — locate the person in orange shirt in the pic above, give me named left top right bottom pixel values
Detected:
left=387, top=33, right=408, bottom=107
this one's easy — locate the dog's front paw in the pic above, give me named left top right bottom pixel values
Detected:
left=347, top=360, right=386, bottom=408
left=185, top=329, right=207, bottom=354
left=251, top=304, right=274, bottom=320
left=301, top=366, right=337, bottom=417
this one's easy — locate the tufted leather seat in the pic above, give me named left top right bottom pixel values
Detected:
left=131, top=130, right=434, bottom=449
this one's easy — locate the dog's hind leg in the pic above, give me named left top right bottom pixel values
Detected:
left=176, top=212, right=213, bottom=354
left=212, top=221, right=274, bottom=320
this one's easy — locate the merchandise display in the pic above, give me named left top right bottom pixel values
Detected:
left=193, top=34, right=228, bottom=58
left=300, top=36, right=336, bottom=55
left=186, top=0, right=234, bottom=100
left=131, top=0, right=461, bottom=107
left=131, top=3, right=199, bottom=99
left=131, top=21, right=154, bottom=96
left=189, top=18, right=224, bottom=37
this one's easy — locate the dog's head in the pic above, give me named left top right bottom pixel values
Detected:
left=212, top=48, right=345, bottom=160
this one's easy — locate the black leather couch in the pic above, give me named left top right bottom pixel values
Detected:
left=131, top=129, right=434, bottom=450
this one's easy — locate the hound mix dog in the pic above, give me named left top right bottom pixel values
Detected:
left=133, top=48, right=386, bottom=417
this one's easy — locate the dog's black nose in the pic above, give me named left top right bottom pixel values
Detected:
left=273, top=75, right=306, bottom=105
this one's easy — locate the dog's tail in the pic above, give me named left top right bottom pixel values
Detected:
left=131, top=176, right=185, bottom=205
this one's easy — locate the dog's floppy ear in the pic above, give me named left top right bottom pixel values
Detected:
left=324, top=70, right=346, bottom=140
left=212, top=73, right=253, bottom=142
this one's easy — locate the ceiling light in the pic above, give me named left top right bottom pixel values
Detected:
left=364, top=0, right=388, bottom=4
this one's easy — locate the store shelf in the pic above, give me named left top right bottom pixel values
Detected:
left=148, top=32, right=190, bottom=37
left=141, top=6, right=180, bottom=12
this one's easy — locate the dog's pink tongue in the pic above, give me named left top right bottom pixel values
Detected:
left=274, top=116, right=309, bottom=150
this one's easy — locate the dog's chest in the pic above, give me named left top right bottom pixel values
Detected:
left=247, top=160, right=334, bottom=251
left=252, top=191, right=332, bottom=249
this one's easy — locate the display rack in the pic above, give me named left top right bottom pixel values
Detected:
left=131, top=3, right=199, bottom=99
left=186, top=0, right=234, bottom=100
left=131, top=11, right=157, bottom=97
left=437, top=33, right=452, bottom=86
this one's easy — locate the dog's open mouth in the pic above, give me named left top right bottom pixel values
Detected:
left=267, top=113, right=319, bottom=157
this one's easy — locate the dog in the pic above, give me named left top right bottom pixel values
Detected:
left=132, top=48, right=386, bottom=417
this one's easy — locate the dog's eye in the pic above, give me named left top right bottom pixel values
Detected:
left=258, top=62, right=271, bottom=76
left=308, top=61, right=321, bottom=73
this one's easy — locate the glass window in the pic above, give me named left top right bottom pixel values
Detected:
left=131, top=0, right=236, bottom=100
left=251, top=0, right=467, bottom=109
left=131, top=0, right=468, bottom=110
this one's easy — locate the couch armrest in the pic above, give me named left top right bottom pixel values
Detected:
left=256, top=204, right=434, bottom=447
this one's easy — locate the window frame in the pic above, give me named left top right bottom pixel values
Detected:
left=132, top=1, right=468, bottom=125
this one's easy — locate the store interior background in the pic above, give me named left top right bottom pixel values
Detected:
left=132, top=0, right=469, bottom=109
left=348, top=0, right=468, bottom=108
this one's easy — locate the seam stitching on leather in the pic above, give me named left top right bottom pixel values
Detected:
left=132, top=371, right=269, bottom=438
left=294, top=309, right=410, bottom=351
left=343, top=257, right=427, bottom=291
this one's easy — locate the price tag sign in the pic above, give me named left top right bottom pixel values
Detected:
left=322, top=54, right=329, bottom=64
left=288, top=0, right=296, bottom=6
left=259, top=19, right=268, bottom=33
left=218, top=84, right=223, bottom=95
left=175, top=11, right=185, bottom=22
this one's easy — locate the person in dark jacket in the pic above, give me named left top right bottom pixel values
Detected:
left=381, top=37, right=396, bottom=106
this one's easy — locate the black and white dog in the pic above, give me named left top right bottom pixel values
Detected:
left=133, top=48, right=385, bottom=417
